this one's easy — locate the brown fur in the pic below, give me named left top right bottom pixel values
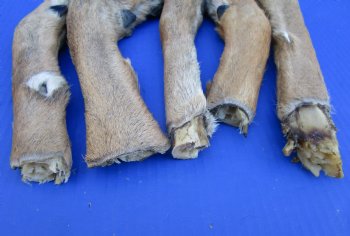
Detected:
left=206, top=0, right=271, bottom=134
left=258, top=0, right=343, bottom=177
left=160, top=0, right=216, bottom=159
left=258, top=0, right=329, bottom=120
left=11, top=0, right=72, bottom=183
left=67, top=0, right=170, bottom=167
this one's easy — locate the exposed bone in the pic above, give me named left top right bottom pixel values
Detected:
left=172, top=116, right=209, bottom=159
left=206, top=0, right=271, bottom=135
left=11, top=0, right=72, bottom=184
left=21, top=156, right=69, bottom=184
left=257, top=0, right=343, bottom=177
left=282, top=105, right=343, bottom=178
left=67, top=0, right=169, bottom=167
left=160, top=0, right=216, bottom=159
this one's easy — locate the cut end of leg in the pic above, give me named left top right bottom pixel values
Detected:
left=211, top=105, right=250, bottom=136
left=172, top=116, right=209, bottom=159
left=85, top=135, right=171, bottom=168
left=282, top=105, right=343, bottom=178
left=87, top=149, right=157, bottom=167
left=295, top=140, right=343, bottom=178
left=21, top=156, right=70, bottom=184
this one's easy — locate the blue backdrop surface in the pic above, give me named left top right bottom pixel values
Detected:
left=0, top=1, right=349, bottom=235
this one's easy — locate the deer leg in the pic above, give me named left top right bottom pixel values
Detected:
left=205, top=0, right=271, bottom=135
left=11, top=0, right=72, bottom=184
left=160, top=0, right=216, bottom=159
left=67, top=0, right=169, bottom=167
left=257, top=0, right=343, bottom=177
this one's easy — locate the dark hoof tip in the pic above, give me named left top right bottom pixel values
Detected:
left=217, top=5, right=229, bottom=20
left=38, top=83, right=48, bottom=96
left=122, top=9, right=137, bottom=28
left=148, top=3, right=163, bottom=18
left=50, top=5, right=68, bottom=17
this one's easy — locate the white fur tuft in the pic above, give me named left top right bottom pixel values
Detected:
left=274, top=30, right=292, bottom=44
left=50, top=0, right=69, bottom=6
left=282, top=31, right=291, bottom=43
left=204, top=111, right=218, bottom=137
left=26, top=72, right=66, bottom=97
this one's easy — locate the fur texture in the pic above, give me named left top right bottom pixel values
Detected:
left=11, top=0, right=72, bottom=184
left=67, top=0, right=169, bottom=167
left=160, top=0, right=215, bottom=159
left=206, top=0, right=271, bottom=134
left=257, top=0, right=329, bottom=120
left=258, top=0, right=343, bottom=177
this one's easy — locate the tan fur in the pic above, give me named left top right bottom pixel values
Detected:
left=67, top=0, right=170, bottom=167
left=258, top=0, right=343, bottom=177
left=257, top=0, right=329, bottom=120
left=160, top=0, right=216, bottom=159
left=206, top=0, right=271, bottom=134
left=11, top=0, right=71, bottom=184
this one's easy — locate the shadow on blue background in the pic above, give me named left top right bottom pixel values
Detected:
left=0, top=1, right=349, bottom=235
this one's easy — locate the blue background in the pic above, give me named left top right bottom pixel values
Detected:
left=0, top=0, right=349, bottom=235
